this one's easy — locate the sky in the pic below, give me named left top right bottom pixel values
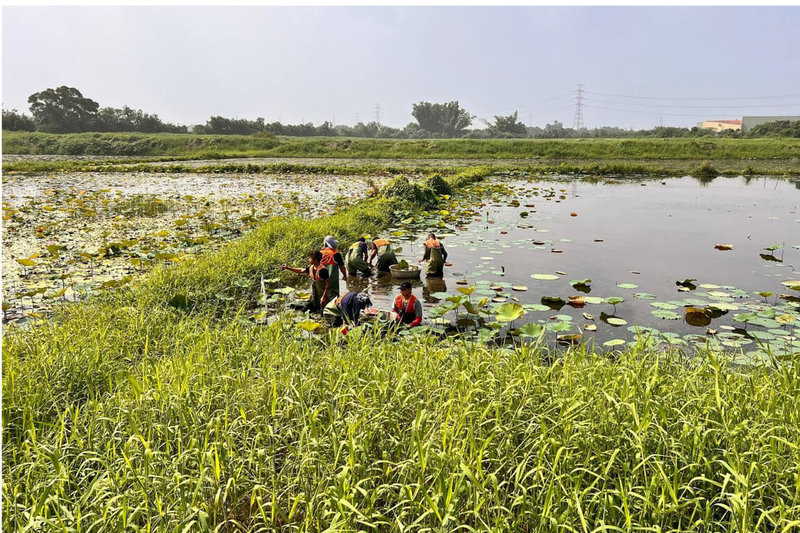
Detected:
left=2, top=6, right=800, bottom=130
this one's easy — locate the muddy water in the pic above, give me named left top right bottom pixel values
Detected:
left=344, top=175, right=800, bottom=355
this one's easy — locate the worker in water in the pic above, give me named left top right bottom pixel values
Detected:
left=369, top=237, right=398, bottom=273
left=323, top=291, right=373, bottom=334
left=418, top=233, right=448, bottom=277
left=346, top=237, right=372, bottom=277
left=281, top=251, right=330, bottom=313
left=320, top=235, right=347, bottom=298
left=390, top=281, right=423, bottom=328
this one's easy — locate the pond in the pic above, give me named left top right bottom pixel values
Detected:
left=341, top=175, right=800, bottom=361
left=2, top=171, right=385, bottom=323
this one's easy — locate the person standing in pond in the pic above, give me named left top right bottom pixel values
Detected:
left=369, top=237, right=398, bottom=273
left=419, top=233, right=447, bottom=277
left=346, top=237, right=372, bottom=277
left=281, top=251, right=330, bottom=313
left=320, top=235, right=347, bottom=298
left=391, top=281, right=423, bottom=328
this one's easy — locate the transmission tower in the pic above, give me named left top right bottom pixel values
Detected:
left=374, top=103, right=382, bottom=125
left=573, top=84, right=585, bottom=130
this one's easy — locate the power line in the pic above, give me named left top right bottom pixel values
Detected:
left=586, top=90, right=800, bottom=101
left=583, top=104, right=706, bottom=118
left=586, top=97, right=800, bottom=110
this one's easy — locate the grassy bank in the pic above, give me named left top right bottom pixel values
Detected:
left=5, top=130, right=800, bottom=161
left=3, top=165, right=799, bottom=531
left=1, top=131, right=280, bottom=158
left=5, top=159, right=800, bottom=177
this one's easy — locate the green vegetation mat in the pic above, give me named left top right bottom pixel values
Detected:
left=3, top=165, right=799, bottom=531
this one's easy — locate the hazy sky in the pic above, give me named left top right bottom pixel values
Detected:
left=3, top=6, right=800, bottom=130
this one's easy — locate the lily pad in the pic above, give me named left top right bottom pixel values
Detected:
left=531, top=274, right=559, bottom=280
left=604, top=339, right=626, bottom=347
left=652, top=310, right=681, bottom=320
left=495, top=302, right=525, bottom=323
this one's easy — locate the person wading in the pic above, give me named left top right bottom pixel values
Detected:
left=320, top=235, right=347, bottom=298
left=419, top=233, right=448, bottom=277
left=346, top=237, right=372, bottom=277
left=391, top=281, right=423, bottom=328
left=369, top=237, right=398, bottom=273
left=281, top=251, right=330, bottom=313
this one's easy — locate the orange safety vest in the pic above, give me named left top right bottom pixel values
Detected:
left=309, top=264, right=325, bottom=281
left=320, top=248, right=338, bottom=266
left=373, top=238, right=390, bottom=248
left=425, top=238, right=441, bottom=249
left=394, top=294, right=418, bottom=316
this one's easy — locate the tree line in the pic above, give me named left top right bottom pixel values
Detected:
left=3, top=85, right=800, bottom=138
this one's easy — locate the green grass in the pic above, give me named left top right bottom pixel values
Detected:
left=5, top=130, right=800, bottom=161
left=1, top=131, right=279, bottom=157
left=3, top=165, right=800, bottom=531
left=4, top=319, right=799, bottom=531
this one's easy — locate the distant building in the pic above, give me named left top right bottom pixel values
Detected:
left=697, top=119, right=742, bottom=132
left=741, top=116, right=800, bottom=133
left=544, top=120, right=563, bottom=133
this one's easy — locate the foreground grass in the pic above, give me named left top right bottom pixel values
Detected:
left=3, top=165, right=799, bottom=531
left=4, top=318, right=800, bottom=531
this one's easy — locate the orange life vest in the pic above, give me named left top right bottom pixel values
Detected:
left=373, top=238, right=390, bottom=248
left=309, top=264, right=324, bottom=281
left=394, top=294, right=418, bottom=316
left=425, top=238, right=441, bottom=249
left=320, top=248, right=338, bottom=266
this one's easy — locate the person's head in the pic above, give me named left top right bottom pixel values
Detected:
left=357, top=237, right=366, bottom=243
left=309, top=251, right=323, bottom=265
left=323, top=235, right=338, bottom=249
left=400, top=281, right=413, bottom=297
left=356, top=292, right=372, bottom=308
left=427, top=233, right=437, bottom=240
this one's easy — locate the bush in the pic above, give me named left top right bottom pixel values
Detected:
left=692, top=161, right=718, bottom=178
left=425, top=174, right=453, bottom=195
left=382, top=176, right=437, bottom=207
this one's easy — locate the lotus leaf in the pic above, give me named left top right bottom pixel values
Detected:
left=495, top=303, right=525, bottom=322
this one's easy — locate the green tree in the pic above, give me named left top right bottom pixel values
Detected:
left=488, top=111, right=527, bottom=137
left=27, top=86, right=100, bottom=133
left=411, top=101, right=472, bottom=137
left=2, top=109, right=36, bottom=131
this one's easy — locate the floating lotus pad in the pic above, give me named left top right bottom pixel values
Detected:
left=531, top=274, right=559, bottom=280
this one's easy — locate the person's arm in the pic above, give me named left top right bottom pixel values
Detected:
left=281, top=265, right=304, bottom=274
left=408, top=300, right=423, bottom=327
left=419, top=246, right=429, bottom=263
left=335, top=252, right=347, bottom=280
left=441, top=244, right=448, bottom=261
left=368, top=243, right=378, bottom=265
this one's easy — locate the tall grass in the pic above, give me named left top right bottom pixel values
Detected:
left=4, top=321, right=799, bottom=531
left=3, top=164, right=799, bottom=531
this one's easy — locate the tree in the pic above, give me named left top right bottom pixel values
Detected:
left=411, top=101, right=472, bottom=137
left=488, top=111, right=527, bottom=137
left=2, top=109, right=36, bottom=131
left=27, top=86, right=100, bottom=133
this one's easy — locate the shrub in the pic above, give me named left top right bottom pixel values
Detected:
left=425, top=174, right=453, bottom=195
left=382, top=176, right=437, bottom=207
